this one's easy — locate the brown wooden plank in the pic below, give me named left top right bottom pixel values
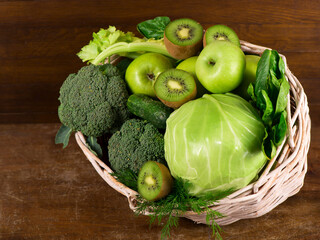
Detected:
left=0, top=0, right=319, bottom=29
left=279, top=52, right=320, bottom=80
left=0, top=57, right=84, bottom=84
left=0, top=83, right=60, bottom=112
left=234, top=24, right=320, bottom=53
left=0, top=24, right=319, bottom=59
left=0, top=27, right=99, bottom=60
left=0, top=112, right=59, bottom=124
left=309, top=103, right=320, bottom=127
left=299, top=79, right=320, bottom=104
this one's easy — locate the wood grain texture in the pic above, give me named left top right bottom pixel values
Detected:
left=0, top=0, right=319, bottom=123
left=0, top=123, right=319, bottom=240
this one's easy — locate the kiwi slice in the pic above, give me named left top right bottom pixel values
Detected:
left=138, top=161, right=173, bottom=201
left=164, top=18, right=203, bottom=59
left=203, top=24, right=240, bottom=47
left=154, top=69, right=197, bottom=109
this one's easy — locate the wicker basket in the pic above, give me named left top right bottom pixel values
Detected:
left=75, top=40, right=311, bottom=225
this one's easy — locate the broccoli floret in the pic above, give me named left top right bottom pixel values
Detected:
left=58, top=64, right=131, bottom=137
left=108, top=119, right=166, bottom=174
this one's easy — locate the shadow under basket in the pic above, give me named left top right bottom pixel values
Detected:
left=75, top=40, right=311, bottom=226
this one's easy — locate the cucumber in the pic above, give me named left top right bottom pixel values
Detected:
left=127, top=94, right=173, bottom=129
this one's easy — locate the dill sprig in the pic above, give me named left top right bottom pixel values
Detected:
left=111, top=168, right=138, bottom=191
left=112, top=170, right=233, bottom=240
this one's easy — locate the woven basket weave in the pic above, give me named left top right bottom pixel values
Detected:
left=75, top=40, right=311, bottom=225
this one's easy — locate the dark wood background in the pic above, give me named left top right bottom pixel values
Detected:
left=1, top=0, right=319, bottom=124
left=0, top=0, right=319, bottom=239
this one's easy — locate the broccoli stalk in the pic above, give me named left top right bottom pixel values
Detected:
left=92, top=41, right=171, bottom=65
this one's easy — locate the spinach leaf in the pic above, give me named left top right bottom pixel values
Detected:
left=275, top=79, right=290, bottom=116
left=255, top=50, right=272, bottom=107
left=269, top=70, right=280, bottom=105
left=249, top=49, right=290, bottom=159
left=260, top=90, right=274, bottom=127
left=86, top=136, right=103, bottom=158
left=137, top=16, right=170, bottom=39
left=55, top=125, right=72, bottom=148
left=262, top=129, right=277, bottom=160
left=272, top=111, right=288, bottom=146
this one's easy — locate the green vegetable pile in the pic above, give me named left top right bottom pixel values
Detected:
left=55, top=16, right=291, bottom=240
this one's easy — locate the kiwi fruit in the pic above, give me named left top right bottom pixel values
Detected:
left=164, top=18, right=203, bottom=59
left=154, top=69, right=197, bottom=109
left=137, top=161, right=173, bottom=201
left=203, top=24, right=240, bottom=47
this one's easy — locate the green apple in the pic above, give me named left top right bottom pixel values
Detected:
left=195, top=40, right=246, bottom=93
left=176, top=56, right=209, bottom=98
left=233, top=55, right=260, bottom=100
left=125, top=53, right=173, bottom=97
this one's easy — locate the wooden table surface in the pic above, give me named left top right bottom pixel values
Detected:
left=1, top=0, right=320, bottom=239
left=0, top=122, right=319, bottom=240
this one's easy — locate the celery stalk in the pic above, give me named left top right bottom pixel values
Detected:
left=92, top=42, right=172, bottom=65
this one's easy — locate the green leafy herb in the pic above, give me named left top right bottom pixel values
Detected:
left=248, top=49, right=290, bottom=159
left=86, top=136, right=103, bottom=158
left=133, top=177, right=231, bottom=240
left=112, top=166, right=234, bottom=240
left=111, top=168, right=138, bottom=191
left=137, top=16, right=170, bottom=39
left=55, top=124, right=72, bottom=148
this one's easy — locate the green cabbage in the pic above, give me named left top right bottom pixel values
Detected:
left=164, top=93, right=267, bottom=196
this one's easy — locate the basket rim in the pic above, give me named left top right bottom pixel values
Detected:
left=75, top=40, right=311, bottom=225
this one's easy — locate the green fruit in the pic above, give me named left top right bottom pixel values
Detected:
left=203, top=24, right=240, bottom=47
left=125, top=53, right=173, bottom=97
left=233, top=55, right=260, bottom=100
left=154, top=69, right=197, bottom=109
left=127, top=94, right=173, bottom=129
left=164, top=18, right=203, bottom=59
left=176, top=56, right=209, bottom=97
left=138, top=161, right=173, bottom=201
left=196, top=40, right=246, bottom=93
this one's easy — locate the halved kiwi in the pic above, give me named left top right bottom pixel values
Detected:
left=154, top=69, right=197, bottom=109
left=203, top=24, right=240, bottom=47
left=137, top=161, right=173, bottom=201
left=164, top=18, right=203, bottom=59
